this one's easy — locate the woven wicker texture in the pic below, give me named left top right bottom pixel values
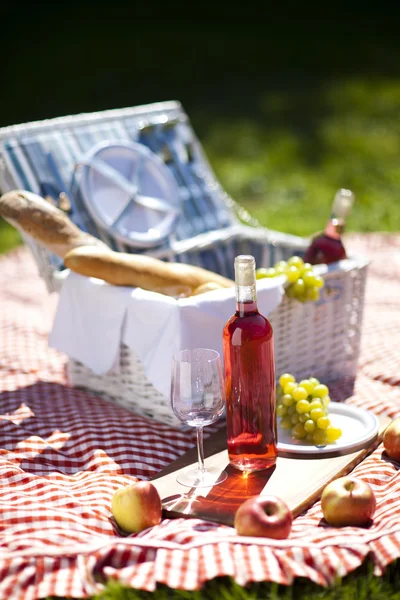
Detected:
left=67, top=257, right=368, bottom=426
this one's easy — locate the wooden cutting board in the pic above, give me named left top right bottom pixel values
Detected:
left=151, top=416, right=390, bottom=526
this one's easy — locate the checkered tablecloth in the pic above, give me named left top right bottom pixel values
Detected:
left=0, top=235, right=399, bottom=600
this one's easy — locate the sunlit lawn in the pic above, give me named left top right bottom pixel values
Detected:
left=200, top=77, right=400, bottom=236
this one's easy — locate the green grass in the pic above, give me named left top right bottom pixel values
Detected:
left=199, top=77, right=400, bottom=237
left=45, top=558, right=400, bottom=599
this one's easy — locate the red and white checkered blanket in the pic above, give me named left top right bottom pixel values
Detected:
left=0, top=235, right=399, bottom=600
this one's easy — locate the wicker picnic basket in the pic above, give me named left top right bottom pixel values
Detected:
left=0, top=102, right=368, bottom=426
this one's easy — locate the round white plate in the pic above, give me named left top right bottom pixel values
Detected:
left=277, top=402, right=380, bottom=458
left=78, top=140, right=181, bottom=248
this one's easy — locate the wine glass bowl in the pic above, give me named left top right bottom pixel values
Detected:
left=171, top=348, right=227, bottom=487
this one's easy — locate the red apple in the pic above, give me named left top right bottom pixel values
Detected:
left=234, top=495, right=293, bottom=539
left=321, top=476, right=376, bottom=527
left=111, top=481, right=162, bottom=533
left=383, top=417, right=400, bottom=462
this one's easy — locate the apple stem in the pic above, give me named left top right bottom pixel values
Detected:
left=196, top=426, right=205, bottom=474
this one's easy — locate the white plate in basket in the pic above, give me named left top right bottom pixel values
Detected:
left=78, top=140, right=181, bottom=248
left=277, top=402, right=380, bottom=458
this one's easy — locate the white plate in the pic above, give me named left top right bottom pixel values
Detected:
left=277, top=402, right=380, bottom=458
left=79, top=140, right=181, bottom=248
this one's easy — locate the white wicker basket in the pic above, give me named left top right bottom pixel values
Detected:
left=67, top=251, right=368, bottom=428
left=0, top=102, right=369, bottom=427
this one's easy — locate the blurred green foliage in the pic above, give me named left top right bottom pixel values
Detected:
left=200, top=77, right=400, bottom=236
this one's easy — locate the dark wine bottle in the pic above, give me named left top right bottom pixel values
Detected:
left=304, top=189, right=355, bottom=265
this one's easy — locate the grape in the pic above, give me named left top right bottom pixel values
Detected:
left=276, top=404, right=287, bottom=418
left=298, top=379, right=315, bottom=395
left=256, top=267, right=277, bottom=279
left=279, top=373, right=295, bottom=387
left=292, top=386, right=308, bottom=401
left=292, top=423, right=307, bottom=439
left=283, top=381, right=297, bottom=395
left=326, top=426, right=343, bottom=443
left=304, top=419, right=316, bottom=433
left=323, top=396, right=331, bottom=408
left=312, top=384, right=329, bottom=398
left=286, top=266, right=301, bottom=283
left=310, top=407, right=325, bottom=422
left=285, top=285, right=297, bottom=299
left=299, top=412, right=310, bottom=423
left=291, top=413, right=300, bottom=425
left=276, top=373, right=342, bottom=447
left=302, top=270, right=317, bottom=286
left=292, top=279, right=305, bottom=297
left=309, top=398, right=323, bottom=411
left=274, top=260, right=288, bottom=271
left=306, top=288, right=320, bottom=302
left=313, top=429, right=328, bottom=445
left=296, top=399, right=311, bottom=414
left=300, top=262, right=312, bottom=274
left=283, top=256, right=324, bottom=304
left=317, top=416, right=331, bottom=430
left=281, top=394, right=294, bottom=407
left=287, top=256, right=304, bottom=268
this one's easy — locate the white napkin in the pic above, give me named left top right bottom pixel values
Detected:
left=49, top=273, right=132, bottom=373
left=49, top=273, right=285, bottom=398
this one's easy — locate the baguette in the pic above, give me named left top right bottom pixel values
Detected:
left=64, top=246, right=234, bottom=293
left=191, top=282, right=226, bottom=295
left=0, top=190, right=109, bottom=258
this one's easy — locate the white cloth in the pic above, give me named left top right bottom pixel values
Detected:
left=49, top=272, right=285, bottom=398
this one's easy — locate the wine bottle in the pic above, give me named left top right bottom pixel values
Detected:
left=304, top=188, right=355, bottom=265
left=222, top=255, right=277, bottom=472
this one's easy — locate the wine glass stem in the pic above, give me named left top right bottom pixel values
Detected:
left=196, top=426, right=205, bottom=473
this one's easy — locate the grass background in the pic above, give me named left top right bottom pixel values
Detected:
left=2, top=4, right=400, bottom=598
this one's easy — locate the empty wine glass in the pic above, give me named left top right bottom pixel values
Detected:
left=171, top=348, right=227, bottom=487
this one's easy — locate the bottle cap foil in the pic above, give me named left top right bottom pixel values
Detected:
left=234, top=255, right=256, bottom=286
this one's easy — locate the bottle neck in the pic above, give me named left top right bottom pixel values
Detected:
left=327, top=189, right=353, bottom=239
left=234, top=255, right=258, bottom=315
left=235, top=282, right=258, bottom=315
left=325, top=217, right=344, bottom=239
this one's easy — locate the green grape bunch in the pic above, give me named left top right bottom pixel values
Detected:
left=256, top=256, right=324, bottom=303
left=276, top=373, right=342, bottom=446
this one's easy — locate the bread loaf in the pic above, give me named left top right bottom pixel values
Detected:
left=0, top=190, right=109, bottom=258
left=191, top=282, right=226, bottom=295
left=64, top=246, right=234, bottom=293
